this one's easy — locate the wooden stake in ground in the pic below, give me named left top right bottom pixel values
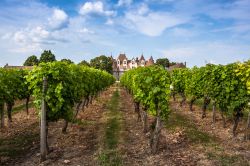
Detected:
left=134, top=101, right=141, bottom=121
left=232, top=108, right=242, bottom=137
left=26, top=96, right=30, bottom=115
left=150, top=106, right=162, bottom=154
left=212, top=101, right=216, bottom=124
left=40, top=77, right=48, bottom=162
left=7, top=102, right=13, bottom=126
left=0, top=101, right=4, bottom=128
left=220, top=111, right=226, bottom=128
left=245, top=111, right=250, bottom=140
left=141, top=107, right=148, bottom=133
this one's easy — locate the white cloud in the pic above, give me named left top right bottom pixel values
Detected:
left=1, top=0, right=249, bottom=67
left=10, top=43, right=42, bottom=53
left=121, top=3, right=187, bottom=36
left=148, top=0, right=175, bottom=2
left=105, top=19, right=114, bottom=25
left=31, top=26, right=50, bottom=42
left=137, top=3, right=149, bottom=15
left=1, top=33, right=12, bottom=40
left=0, top=1, right=51, bottom=28
left=10, top=26, right=51, bottom=53
left=1, top=6, right=71, bottom=54
left=78, top=28, right=95, bottom=34
left=0, top=0, right=116, bottom=65
left=125, top=10, right=186, bottom=36
left=205, top=0, right=250, bottom=22
left=48, top=8, right=69, bottom=30
left=161, top=42, right=250, bottom=67
left=13, top=31, right=26, bottom=43
left=79, top=1, right=116, bottom=17
left=171, top=0, right=250, bottom=24
left=162, top=47, right=195, bottom=59
left=117, top=0, right=133, bottom=6
left=9, top=25, right=71, bottom=53
left=13, top=26, right=50, bottom=44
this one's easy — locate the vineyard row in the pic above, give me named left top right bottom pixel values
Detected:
left=120, top=61, right=250, bottom=153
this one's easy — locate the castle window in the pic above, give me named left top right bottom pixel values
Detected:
left=117, top=60, right=120, bottom=65
left=123, top=60, right=127, bottom=65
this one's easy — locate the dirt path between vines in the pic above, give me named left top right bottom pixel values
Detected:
left=118, top=88, right=207, bottom=165
left=118, top=88, right=250, bottom=166
left=0, top=85, right=249, bottom=166
left=0, top=86, right=116, bottom=166
left=168, top=99, right=250, bottom=166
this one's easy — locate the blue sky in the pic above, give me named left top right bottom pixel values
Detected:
left=0, top=0, right=249, bottom=67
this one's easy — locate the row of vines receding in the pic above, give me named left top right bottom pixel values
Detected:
left=120, top=60, right=250, bottom=154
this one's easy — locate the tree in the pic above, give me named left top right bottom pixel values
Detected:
left=90, top=55, right=113, bottom=73
left=39, top=50, right=56, bottom=63
left=156, top=58, right=170, bottom=68
left=61, top=59, right=74, bottom=64
left=169, top=62, right=177, bottom=66
left=23, top=55, right=39, bottom=66
left=78, top=60, right=90, bottom=67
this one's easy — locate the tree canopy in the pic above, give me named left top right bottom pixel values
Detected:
left=60, top=59, right=74, bottom=64
left=23, top=55, right=39, bottom=66
left=90, top=55, right=113, bottom=73
left=39, top=50, right=56, bottom=63
left=78, top=60, right=90, bottom=67
left=155, top=58, right=170, bottom=68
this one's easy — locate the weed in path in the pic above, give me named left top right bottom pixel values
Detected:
left=98, top=89, right=123, bottom=166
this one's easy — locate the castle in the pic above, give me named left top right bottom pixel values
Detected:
left=111, top=53, right=154, bottom=71
left=111, top=53, right=154, bottom=80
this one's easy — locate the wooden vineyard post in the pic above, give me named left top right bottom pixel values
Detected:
left=245, top=111, right=250, bottom=140
left=40, top=77, right=48, bottom=162
left=212, top=101, right=216, bottom=124
left=0, top=102, right=4, bottom=128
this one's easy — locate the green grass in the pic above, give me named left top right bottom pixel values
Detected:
left=192, top=98, right=214, bottom=111
left=166, top=110, right=249, bottom=165
left=98, top=89, right=123, bottom=166
left=98, top=150, right=122, bottom=166
left=105, top=90, right=120, bottom=149
left=12, top=102, right=34, bottom=114
left=207, top=152, right=249, bottom=166
left=71, top=118, right=95, bottom=126
left=166, top=112, right=216, bottom=144
left=105, top=117, right=120, bottom=149
left=3, top=102, right=35, bottom=119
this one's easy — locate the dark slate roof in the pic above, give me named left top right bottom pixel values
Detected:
left=146, top=56, right=154, bottom=66
left=117, top=54, right=127, bottom=62
left=139, top=54, right=145, bottom=61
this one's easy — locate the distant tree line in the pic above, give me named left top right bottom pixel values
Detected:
left=155, top=58, right=177, bottom=69
left=23, top=50, right=56, bottom=66
left=24, top=50, right=178, bottom=73
left=23, top=50, right=113, bottom=73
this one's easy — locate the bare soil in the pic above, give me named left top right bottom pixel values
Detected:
left=169, top=99, right=250, bottom=165
left=0, top=86, right=249, bottom=166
